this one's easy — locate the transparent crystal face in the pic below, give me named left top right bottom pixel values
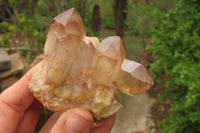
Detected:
left=115, top=59, right=153, bottom=96
left=29, top=8, right=153, bottom=121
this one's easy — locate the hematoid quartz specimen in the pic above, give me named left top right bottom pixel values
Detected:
left=29, top=8, right=153, bottom=124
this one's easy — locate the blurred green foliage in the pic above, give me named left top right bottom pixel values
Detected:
left=9, top=0, right=17, bottom=6
left=0, top=0, right=53, bottom=57
left=126, top=22, right=141, bottom=35
left=149, top=0, right=200, bottom=132
left=0, top=22, right=16, bottom=48
left=83, top=14, right=93, bottom=27
left=2, top=0, right=198, bottom=132
left=101, top=17, right=114, bottom=29
left=0, top=22, right=9, bottom=30
left=0, top=0, right=177, bottom=52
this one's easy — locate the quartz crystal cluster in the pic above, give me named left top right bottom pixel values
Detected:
left=29, top=8, right=153, bottom=121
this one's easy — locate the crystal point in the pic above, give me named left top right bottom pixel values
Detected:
left=96, top=36, right=126, bottom=60
left=115, top=59, right=153, bottom=96
left=54, top=8, right=86, bottom=38
left=91, top=36, right=126, bottom=85
left=29, top=8, right=153, bottom=123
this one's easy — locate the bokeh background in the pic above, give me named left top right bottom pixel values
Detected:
left=0, top=0, right=200, bottom=133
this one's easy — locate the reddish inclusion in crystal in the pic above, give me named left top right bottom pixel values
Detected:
left=44, top=8, right=86, bottom=85
left=44, top=7, right=153, bottom=96
left=30, top=8, right=153, bottom=121
left=92, top=36, right=126, bottom=85
left=115, top=59, right=153, bottom=96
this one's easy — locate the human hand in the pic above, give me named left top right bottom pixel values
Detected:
left=40, top=109, right=116, bottom=133
left=0, top=63, right=116, bottom=133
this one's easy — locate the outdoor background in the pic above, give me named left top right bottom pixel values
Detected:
left=0, top=0, right=200, bottom=133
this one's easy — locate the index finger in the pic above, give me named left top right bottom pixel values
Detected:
left=0, top=62, right=42, bottom=132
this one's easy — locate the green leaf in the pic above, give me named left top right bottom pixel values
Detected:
left=9, top=25, right=17, bottom=32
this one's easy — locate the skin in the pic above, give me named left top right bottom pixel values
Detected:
left=0, top=63, right=115, bottom=133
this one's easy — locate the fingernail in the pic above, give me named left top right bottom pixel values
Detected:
left=66, top=113, right=91, bottom=133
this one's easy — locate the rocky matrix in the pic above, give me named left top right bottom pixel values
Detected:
left=29, top=8, right=153, bottom=122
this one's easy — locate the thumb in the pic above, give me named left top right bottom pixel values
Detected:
left=50, top=108, right=93, bottom=133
